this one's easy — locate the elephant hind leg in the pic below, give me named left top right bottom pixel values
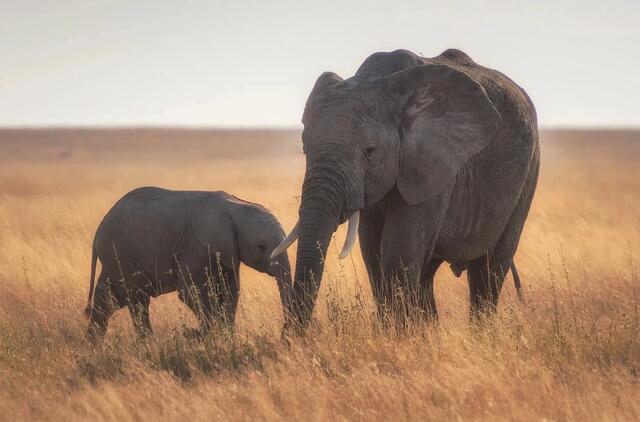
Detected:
left=468, top=146, right=539, bottom=318
left=467, top=254, right=508, bottom=318
left=86, top=274, right=121, bottom=343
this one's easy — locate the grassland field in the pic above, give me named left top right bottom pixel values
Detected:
left=0, top=128, right=639, bottom=421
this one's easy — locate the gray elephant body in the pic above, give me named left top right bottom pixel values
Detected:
left=85, top=187, right=292, bottom=340
left=363, top=50, right=538, bottom=266
left=278, top=49, right=539, bottom=328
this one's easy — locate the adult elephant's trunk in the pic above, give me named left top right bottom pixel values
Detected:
left=289, top=148, right=364, bottom=330
left=272, top=146, right=363, bottom=332
left=287, top=186, right=341, bottom=329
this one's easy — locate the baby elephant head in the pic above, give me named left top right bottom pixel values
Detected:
left=233, top=204, right=293, bottom=314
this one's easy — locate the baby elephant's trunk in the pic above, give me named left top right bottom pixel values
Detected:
left=270, top=253, right=294, bottom=324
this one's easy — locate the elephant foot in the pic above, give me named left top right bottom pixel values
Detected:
left=281, top=312, right=310, bottom=338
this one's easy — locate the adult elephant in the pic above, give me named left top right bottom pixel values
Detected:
left=273, top=48, right=539, bottom=330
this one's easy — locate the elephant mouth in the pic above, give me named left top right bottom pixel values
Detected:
left=271, top=209, right=360, bottom=262
left=338, top=204, right=361, bottom=224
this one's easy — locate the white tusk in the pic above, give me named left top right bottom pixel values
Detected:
left=270, top=220, right=300, bottom=259
left=338, top=211, right=360, bottom=259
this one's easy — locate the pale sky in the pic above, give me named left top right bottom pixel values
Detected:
left=1, top=0, right=638, bottom=128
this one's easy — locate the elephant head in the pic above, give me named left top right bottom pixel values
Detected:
left=231, top=204, right=293, bottom=315
left=272, top=59, right=500, bottom=329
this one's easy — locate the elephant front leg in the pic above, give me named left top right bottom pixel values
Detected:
left=178, top=283, right=217, bottom=333
left=418, top=257, right=443, bottom=321
left=127, top=291, right=152, bottom=337
left=213, top=266, right=240, bottom=327
left=379, top=232, right=425, bottom=325
left=379, top=210, right=442, bottom=326
left=178, top=263, right=240, bottom=332
left=358, top=209, right=387, bottom=318
left=379, top=190, right=448, bottom=327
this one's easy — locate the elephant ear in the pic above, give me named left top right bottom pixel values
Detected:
left=386, top=64, right=501, bottom=205
left=302, top=72, right=343, bottom=125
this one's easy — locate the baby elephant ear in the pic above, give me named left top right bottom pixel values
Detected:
left=386, top=64, right=501, bottom=205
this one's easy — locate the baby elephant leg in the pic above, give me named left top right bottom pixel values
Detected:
left=178, top=264, right=239, bottom=332
left=178, top=283, right=209, bottom=330
left=127, top=290, right=152, bottom=337
left=215, top=266, right=240, bottom=326
left=86, top=275, right=120, bottom=343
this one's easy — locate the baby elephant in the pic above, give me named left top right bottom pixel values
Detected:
left=84, top=187, right=292, bottom=341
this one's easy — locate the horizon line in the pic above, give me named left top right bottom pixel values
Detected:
left=1, top=124, right=640, bottom=132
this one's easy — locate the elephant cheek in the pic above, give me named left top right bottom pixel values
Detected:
left=365, top=164, right=398, bottom=205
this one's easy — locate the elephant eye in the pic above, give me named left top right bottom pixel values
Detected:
left=364, top=145, right=377, bottom=159
left=258, top=244, right=267, bottom=253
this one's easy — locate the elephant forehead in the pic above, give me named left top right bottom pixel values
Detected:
left=303, top=113, right=362, bottom=141
left=304, top=100, right=392, bottom=140
left=306, top=83, right=390, bottom=118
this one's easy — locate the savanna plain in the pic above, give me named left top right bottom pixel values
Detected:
left=0, top=128, right=639, bottom=421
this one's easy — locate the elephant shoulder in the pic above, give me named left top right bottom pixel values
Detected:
left=356, top=49, right=423, bottom=78
left=434, top=48, right=476, bottom=66
left=431, top=51, right=538, bottom=146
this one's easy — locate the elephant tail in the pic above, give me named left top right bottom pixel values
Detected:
left=84, top=246, right=98, bottom=318
left=510, top=260, right=524, bottom=303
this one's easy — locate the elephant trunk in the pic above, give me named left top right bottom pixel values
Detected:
left=289, top=203, right=338, bottom=330
left=287, top=158, right=352, bottom=330
left=270, top=253, right=294, bottom=320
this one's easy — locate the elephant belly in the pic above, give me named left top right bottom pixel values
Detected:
left=97, top=247, right=178, bottom=297
left=435, top=210, right=508, bottom=262
left=134, top=265, right=178, bottom=297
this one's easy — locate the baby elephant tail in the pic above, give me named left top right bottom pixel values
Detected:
left=84, top=246, right=98, bottom=319
left=510, top=260, right=524, bottom=303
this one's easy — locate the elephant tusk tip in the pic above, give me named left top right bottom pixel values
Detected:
left=271, top=220, right=300, bottom=260
left=337, top=211, right=360, bottom=260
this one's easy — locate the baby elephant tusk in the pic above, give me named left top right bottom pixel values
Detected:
left=270, top=220, right=300, bottom=259
left=338, top=211, right=360, bottom=259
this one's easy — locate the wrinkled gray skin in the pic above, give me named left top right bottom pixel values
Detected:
left=284, top=49, right=539, bottom=330
left=85, top=187, right=292, bottom=341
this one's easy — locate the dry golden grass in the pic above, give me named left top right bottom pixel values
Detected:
left=0, top=128, right=639, bottom=421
